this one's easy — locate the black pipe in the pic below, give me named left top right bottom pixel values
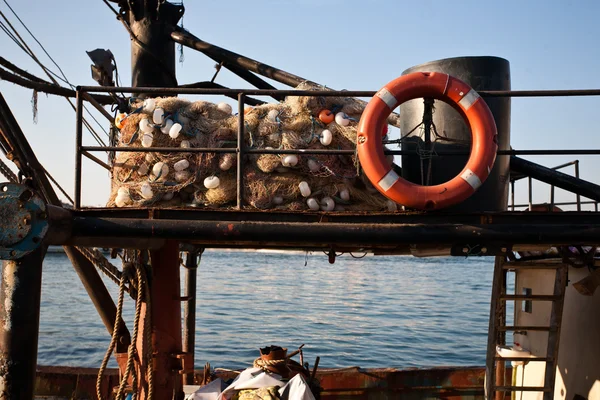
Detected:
left=0, top=246, right=45, bottom=399
left=65, top=217, right=600, bottom=246
left=510, top=156, right=600, bottom=202
left=182, top=249, right=202, bottom=385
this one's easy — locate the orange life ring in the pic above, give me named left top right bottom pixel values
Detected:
left=357, top=72, right=498, bottom=210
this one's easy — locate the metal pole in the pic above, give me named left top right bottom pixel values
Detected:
left=511, top=181, right=515, bottom=211
left=183, top=249, right=203, bottom=385
left=528, top=177, right=533, bottom=211
left=0, top=246, right=45, bottom=400
left=237, top=93, right=245, bottom=209
left=575, top=160, right=581, bottom=211
left=74, top=90, right=83, bottom=209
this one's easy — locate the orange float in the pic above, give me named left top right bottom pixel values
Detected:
left=318, top=109, right=334, bottom=124
left=357, top=72, right=498, bottom=210
left=115, top=113, right=128, bottom=130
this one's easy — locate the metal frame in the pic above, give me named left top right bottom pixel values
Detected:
left=74, top=85, right=600, bottom=210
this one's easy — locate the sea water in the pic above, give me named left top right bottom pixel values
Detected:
left=20, top=251, right=512, bottom=369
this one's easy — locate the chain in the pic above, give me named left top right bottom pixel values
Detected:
left=75, top=247, right=126, bottom=292
left=0, top=157, right=17, bottom=182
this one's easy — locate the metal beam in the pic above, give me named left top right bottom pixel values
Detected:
left=169, top=28, right=401, bottom=126
left=511, top=156, right=600, bottom=202
left=51, top=217, right=600, bottom=247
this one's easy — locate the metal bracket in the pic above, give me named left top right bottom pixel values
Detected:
left=0, top=183, right=48, bottom=260
left=450, top=244, right=511, bottom=257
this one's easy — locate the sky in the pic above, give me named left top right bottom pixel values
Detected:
left=1, top=0, right=600, bottom=207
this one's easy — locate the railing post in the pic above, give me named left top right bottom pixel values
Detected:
left=528, top=177, right=533, bottom=211
left=575, top=160, right=581, bottom=211
left=237, top=93, right=246, bottom=209
left=74, top=89, right=83, bottom=209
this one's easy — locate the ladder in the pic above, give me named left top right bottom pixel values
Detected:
left=485, top=256, right=568, bottom=400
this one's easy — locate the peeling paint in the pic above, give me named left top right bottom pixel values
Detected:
left=2, top=263, right=19, bottom=331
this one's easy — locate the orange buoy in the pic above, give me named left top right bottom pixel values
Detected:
left=357, top=72, right=498, bottom=210
left=115, top=113, right=127, bottom=130
left=318, top=109, right=334, bottom=124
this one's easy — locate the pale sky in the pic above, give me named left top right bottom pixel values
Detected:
left=1, top=0, right=600, bottom=208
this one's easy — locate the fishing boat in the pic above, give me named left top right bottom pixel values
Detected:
left=1, top=1, right=600, bottom=399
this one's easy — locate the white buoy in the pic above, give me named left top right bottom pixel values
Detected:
left=115, top=187, right=131, bottom=207
left=169, top=123, right=182, bottom=139
left=320, top=196, right=335, bottom=211
left=161, top=119, right=174, bottom=134
left=281, top=154, right=298, bottom=167
left=272, top=195, right=284, bottom=205
left=386, top=200, right=398, bottom=212
left=153, top=108, right=165, bottom=125
left=163, top=192, right=174, bottom=201
left=175, top=170, right=191, bottom=183
left=142, top=98, right=155, bottom=114
left=219, top=154, right=234, bottom=171
left=140, top=182, right=153, bottom=199
left=217, top=102, right=232, bottom=114
left=340, top=188, right=350, bottom=201
left=115, top=194, right=130, bottom=208
left=173, top=159, right=190, bottom=172
left=141, top=133, right=153, bottom=148
left=267, top=109, right=279, bottom=122
left=320, top=129, right=333, bottom=146
left=306, top=198, right=319, bottom=211
left=335, top=112, right=350, bottom=126
left=152, top=162, right=169, bottom=180
left=139, top=118, right=153, bottom=133
left=307, top=159, right=320, bottom=173
left=298, top=181, right=311, bottom=197
left=180, top=140, right=191, bottom=148
left=204, top=176, right=220, bottom=189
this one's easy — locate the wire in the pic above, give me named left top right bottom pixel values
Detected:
left=0, top=4, right=109, bottom=146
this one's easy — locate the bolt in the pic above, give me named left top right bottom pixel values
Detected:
left=481, top=247, right=487, bottom=254
left=358, top=136, right=366, bottom=144
left=463, top=247, right=469, bottom=253
left=23, top=217, right=31, bottom=226
left=501, top=247, right=507, bottom=253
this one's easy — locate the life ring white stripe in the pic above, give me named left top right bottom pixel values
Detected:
left=378, top=169, right=400, bottom=191
left=376, top=88, right=398, bottom=110
left=460, top=168, right=482, bottom=190
left=458, top=89, right=480, bottom=111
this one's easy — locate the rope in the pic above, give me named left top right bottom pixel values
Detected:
left=253, top=357, right=286, bottom=373
left=115, top=264, right=144, bottom=400
left=96, top=262, right=133, bottom=400
left=0, top=157, right=17, bottom=182
left=75, top=247, right=125, bottom=291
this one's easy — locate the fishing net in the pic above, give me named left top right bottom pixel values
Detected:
left=107, top=85, right=395, bottom=212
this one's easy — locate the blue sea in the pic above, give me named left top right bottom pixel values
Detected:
left=31, top=251, right=507, bottom=370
